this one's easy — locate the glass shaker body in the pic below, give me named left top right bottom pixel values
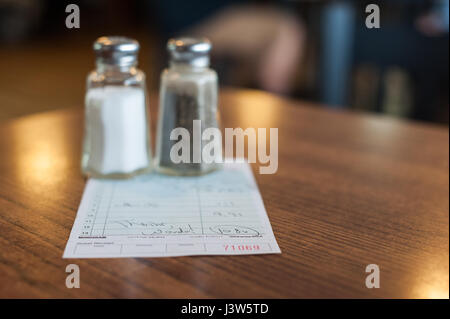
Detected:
left=82, top=37, right=152, bottom=178
left=155, top=62, right=221, bottom=176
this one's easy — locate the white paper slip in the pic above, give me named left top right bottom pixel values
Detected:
left=63, top=162, right=281, bottom=258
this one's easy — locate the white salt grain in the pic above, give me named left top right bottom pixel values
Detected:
left=84, top=86, right=149, bottom=175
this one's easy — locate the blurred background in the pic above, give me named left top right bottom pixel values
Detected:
left=0, top=0, right=448, bottom=124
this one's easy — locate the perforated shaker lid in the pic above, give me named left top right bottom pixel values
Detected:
left=167, top=37, right=211, bottom=67
left=93, top=36, right=139, bottom=66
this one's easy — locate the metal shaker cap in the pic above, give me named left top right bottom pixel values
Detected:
left=167, top=37, right=211, bottom=67
left=93, top=36, right=139, bottom=66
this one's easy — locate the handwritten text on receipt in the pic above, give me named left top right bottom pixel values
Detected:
left=63, top=162, right=281, bottom=258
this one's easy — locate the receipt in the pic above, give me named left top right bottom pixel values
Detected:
left=63, top=162, right=281, bottom=258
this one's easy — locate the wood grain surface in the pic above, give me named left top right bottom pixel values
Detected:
left=0, top=88, right=448, bottom=298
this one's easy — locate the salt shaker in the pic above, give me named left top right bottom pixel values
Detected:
left=82, top=36, right=152, bottom=178
left=155, top=37, right=221, bottom=175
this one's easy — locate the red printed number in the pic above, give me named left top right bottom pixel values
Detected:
left=224, top=244, right=260, bottom=251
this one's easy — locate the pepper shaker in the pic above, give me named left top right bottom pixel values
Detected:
left=155, top=37, right=221, bottom=175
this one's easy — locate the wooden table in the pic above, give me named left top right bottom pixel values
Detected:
left=0, top=89, right=448, bottom=298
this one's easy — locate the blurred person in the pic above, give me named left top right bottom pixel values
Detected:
left=151, top=1, right=306, bottom=95
left=415, top=0, right=449, bottom=36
